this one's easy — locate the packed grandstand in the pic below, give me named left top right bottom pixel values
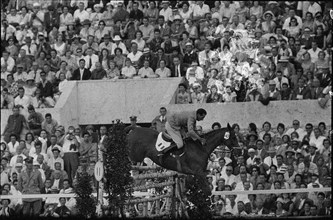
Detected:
left=0, top=0, right=332, bottom=218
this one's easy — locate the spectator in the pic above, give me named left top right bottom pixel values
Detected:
left=79, top=132, right=97, bottom=165
left=90, top=62, right=107, bottom=80
left=155, top=59, right=171, bottom=78
left=37, top=71, right=55, bottom=107
left=151, top=107, right=167, bottom=133
left=27, top=105, right=43, bottom=135
left=121, top=58, right=137, bottom=79
left=175, top=83, right=191, bottom=104
left=53, top=197, right=71, bottom=217
left=0, top=199, right=15, bottom=216
left=139, top=59, right=156, bottom=78
left=62, top=128, right=80, bottom=183
left=17, top=156, right=43, bottom=216
left=124, top=116, right=141, bottom=134
left=2, top=106, right=29, bottom=143
left=71, top=59, right=91, bottom=80
left=41, top=113, right=58, bottom=137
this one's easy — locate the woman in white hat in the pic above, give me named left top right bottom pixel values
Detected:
left=170, top=15, right=186, bottom=40
left=90, top=3, right=104, bottom=27
left=190, top=83, right=205, bottom=103
left=79, top=19, right=95, bottom=42
left=261, top=10, right=276, bottom=34
left=102, top=2, right=116, bottom=26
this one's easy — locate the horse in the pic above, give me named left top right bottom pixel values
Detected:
left=127, top=123, right=239, bottom=193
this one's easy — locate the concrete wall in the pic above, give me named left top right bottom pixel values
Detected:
left=163, top=100, right=331, bottom=130
left=1, top=81, right=79, bottom=140
left=77, top=78, right=182, bottom=125
left=1, top=78, right=331, bottom=140
left=55, top=81, right=79, bottom=128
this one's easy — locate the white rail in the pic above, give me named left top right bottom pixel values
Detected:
left=1, top=188, right=330, bottom=200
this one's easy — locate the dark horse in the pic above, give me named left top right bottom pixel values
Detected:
left=127, top=124, right=239, bottom=193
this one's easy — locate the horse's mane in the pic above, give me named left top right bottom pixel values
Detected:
left=202, top=127, right=228, bottom=139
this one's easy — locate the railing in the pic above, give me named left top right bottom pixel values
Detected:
left=1, top=187, right=330, bottom=199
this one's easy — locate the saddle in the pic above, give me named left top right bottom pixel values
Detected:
left=161, top=131, right=173, bottom=142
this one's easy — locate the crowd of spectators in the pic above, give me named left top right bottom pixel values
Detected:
left=0, top=1, right=332, bottom=108
left=1, top=105, right=100, bottom=216
left=205, top=119, right=331, bottom=217
left=0, top=105, right=332, bottom=217
left=0, top=0, right=332, bottom=218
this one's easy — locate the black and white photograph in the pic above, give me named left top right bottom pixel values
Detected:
left=0, top=0, right=332, bottom=219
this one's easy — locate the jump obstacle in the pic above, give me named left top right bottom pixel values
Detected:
left=128, top=165, right=188, bottom=218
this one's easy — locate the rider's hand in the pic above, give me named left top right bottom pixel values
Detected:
left=200, top=138, right=206, bottom=145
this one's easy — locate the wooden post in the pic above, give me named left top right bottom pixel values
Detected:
left=143, top=201, right=148, bottom=217
left=95, top=140, right=104, bottom=216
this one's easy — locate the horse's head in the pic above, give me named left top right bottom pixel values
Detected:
left=222, top=123, right=239, bottom=151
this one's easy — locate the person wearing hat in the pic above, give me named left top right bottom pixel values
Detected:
left=182, top=41, right=197, bottom=65
left=19, top=36, right=36, bottom=58
left=246, top=131, right=258, bottom=146
left=306, top=143, right=321, bottom=164
left=261, top=10, right=276, bottom=33
left=170, top=14, right=186, bottom=40
left=137, top=47, right=154, bottom=69
left=98, top=34, right=112, bottom=53
left=124, top=116, right=141, bottom=134
left=264, top=146, right=277, bottom=167
left=90, top=3, right=104, bottom=27
left=48, top=146, right=64, bottom=171
left=80, top=19, right=92, bottom=34
left=267, top=80, right=281, bottom=101
left=110, top=35, right=129, bottom=55
left=246, top=148, right=257, bottom=167
left=13, top=62, right=28, bottom=84
left=17, top=156, right=43, bottom=215
left=190, top=82, right=205, bottom=103
left=159, top=1, right=172, bottom=22
left=0, top=198, right=15, bottom=216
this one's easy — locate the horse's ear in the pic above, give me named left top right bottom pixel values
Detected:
left=227, top=123, right=231, bottom=130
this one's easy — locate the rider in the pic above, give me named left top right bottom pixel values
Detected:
left=160, top=108, right=207, bottom=155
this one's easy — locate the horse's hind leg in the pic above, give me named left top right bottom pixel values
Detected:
left=128, top=142, right=146, bottom=163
